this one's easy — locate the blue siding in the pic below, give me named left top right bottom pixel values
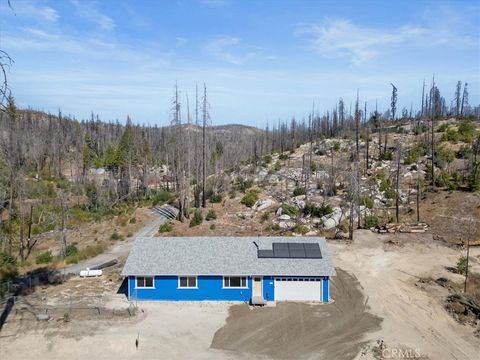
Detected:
left=322, top=277, right=330, bottom=303
left=128, top=275, right=330, bottom=303
left=129, top=275, right=252, bottom=301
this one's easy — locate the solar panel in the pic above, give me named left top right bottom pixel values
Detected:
left=288, top=243, right=304, bottom=250
left=289, top=249, right=306, bottom=258
left=257, top=242, right=322, bottom=259
left=273, top=243, right=289, bottom=250
left=287, top=243, right=306, bottom=258
left=258, top=250, right=274, bottom=258
left=304, top=243, right=322, bottom=258
left=274, top=248, right=290, bottom=258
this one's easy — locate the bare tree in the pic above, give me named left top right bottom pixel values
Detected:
left=202, top=83, right=209, bottom=208
left=364, top=102, right=369, bottom=174
left=461, top=82, right=469, bottom=117
left=395, top=140, right=402, bottom=223
left=455, top=80, right=462, bottom=118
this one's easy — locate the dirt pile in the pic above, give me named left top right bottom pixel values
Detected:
left=211, top=268, right=382, bottom=360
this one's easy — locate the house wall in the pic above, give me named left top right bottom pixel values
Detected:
left=128, top=275, right=329, bottom=303
left=128, top=275, right=252, bottom=301
left=322, top=277, right=330, bottom=303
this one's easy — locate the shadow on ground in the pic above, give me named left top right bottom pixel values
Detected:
left=117, top=278, right=128, bottom=296
left=210, top=268, right=382, bottom=360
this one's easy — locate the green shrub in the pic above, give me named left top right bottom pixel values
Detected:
left=0, top=252, right=18, bottom=282
left=65, top=244, right=78, bottom=257
left=437, top=123, right=449, bottom=132
left=435, top=146, right=456, bottom=169
left=241, top=190, right=259, bottom=208
left=333, top=142, right=341, bottom=151
left=260, top=212, right=270, bottom=223
left=273, top=161, right=282, bottom=171
left=263, top=155, right=272, bottom=164
left=414, top=124, right=428, bottom=135
left=209, top=224, right=216, bottom=230
left=151, top=191, right=175, bottom=206
left=456, top=145, right=472, bottom=159
left=189, top=210, right=203, bottom=227
left=129, top=217, right=137, bottom=224
left=36, top=251, right=53, bottom=264
left=360, top=196, right=374, bottom=209
left=228, top=189, right=237, bottom=199
left=281, top=203, right=299, bottom=217
left=457, top=256, right=468, bottom=275
left=293, top=187, right=306, bottom=196
left=206, top=209, right=217, bottom=221
left=159, top=222, right=173, bottom=233
left=380, top=151, right=393, bottom=161
left=127, top=232, right=133, bottom=237
left=110, top=230, right=123, bottom=241
left=384, top=187, right=396, bottom=200
left=364, top=215, right=380, bottom=228
left=310, top=163, right=318, bottom=173
left=279, top=153, right=289, bottom=160
left=293, top=224, right=309, bottom=235
left=303, top=203, right=333, bottom=217
left=441, top=128, right=459, bottom=142
left=458, top=121, right=475, bottom=143
left=210, top=193, right=223, bottom=203
left=404, top=148, right=419, bottom=165
left=271, top=223, right=281, bottom=231
left=65, top=244, right=105, bottom=264
left=441, top=121, right=476, bottom=143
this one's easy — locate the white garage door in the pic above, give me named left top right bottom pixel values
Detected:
left=275, top=278, right=322, bottom=301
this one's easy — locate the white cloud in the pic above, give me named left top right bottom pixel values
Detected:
left=205, top=36, right=244, bottom=65
left=38, top=6, right=59, bottom=22
left=3, top=2, right=59, bottom=22
left=300, top=18, right=477, bottom=65
left=205, top=36, right=273, bottom=65
left=71, top=0, right=115, bottom=31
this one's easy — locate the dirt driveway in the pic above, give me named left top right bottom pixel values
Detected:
left=212, top=269, right=382, bottom=359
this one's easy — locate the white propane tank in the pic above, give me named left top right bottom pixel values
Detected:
left=80, top=268, right=103, bottom=277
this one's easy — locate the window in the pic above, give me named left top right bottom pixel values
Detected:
left=179, top=276, right=197, bottom=288
left=136, top=276, right=154, bottom=288
left=223, top=276, right=247, bottom=288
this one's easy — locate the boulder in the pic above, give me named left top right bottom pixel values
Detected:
left=291, top=199, right=306, bottom=209
left=321, top=207, right=342, bottom=230
left=322, top=217, right=337, bottom=230
left=253, top=198, right=274, bottom=211
left=278, top=220, right=295, bottom=230
left=278, top=214, right=291, bottom=220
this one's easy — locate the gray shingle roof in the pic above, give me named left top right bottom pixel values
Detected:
left=121, top=237, right=336, bottom=277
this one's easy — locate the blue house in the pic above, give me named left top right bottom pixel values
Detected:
left=121, top=236, right=335, bottom=304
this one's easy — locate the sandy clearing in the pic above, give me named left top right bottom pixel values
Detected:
left=0, top=301, right=256, bottom=360
left=329, top=230, right=480, bottom=360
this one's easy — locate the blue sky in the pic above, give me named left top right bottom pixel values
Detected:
left=0, top=0, right=479, bottom=126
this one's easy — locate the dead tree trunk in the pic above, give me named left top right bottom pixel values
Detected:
left=395, top=141, right=402, bottom=223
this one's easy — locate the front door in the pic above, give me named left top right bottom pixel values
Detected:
left=253, top=277, right=262, bottom=297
